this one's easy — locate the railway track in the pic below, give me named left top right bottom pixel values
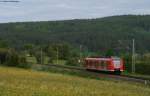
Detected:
left=99, top=74, right=150, bottom=85
left=37, top=64, right=150, bottom=85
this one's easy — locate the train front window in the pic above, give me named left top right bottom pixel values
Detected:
left=112, top=58, right=121, bottom=68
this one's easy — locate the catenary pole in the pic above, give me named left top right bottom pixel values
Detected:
left=132, top=39, right=135, bottom=74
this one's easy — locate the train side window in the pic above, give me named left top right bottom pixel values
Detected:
left=101, top=61, right=104, bottom=67
left=96, top=61, right=99, bottom=67
left=88, top=60, right=90, bottom=66
left=98, top=61, right=100, bottom=67
left=92, top=61, right=95, bottom=66
left=86, top=60, right=89, bottom=66
left=98, top=61, right=101, bottom=66
left=92, top=61, right=94, bottom=66
left=89, top=61, right=92, bottom=66
left=94, top=61, right=96, bottom=66
left=95, top=61, right=97, bottom=66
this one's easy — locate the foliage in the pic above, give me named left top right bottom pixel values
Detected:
left=1, top=15, right=150, bottom=54
left=46, top=45, right=57, bottom=62
left=65, top=57, right=80, bottom=66
left=18, top=56, right=31, bottom=68
left=105, top=49, right=115, bottom=57
left=0, top=39, right=8, bottom=48
left=6, top=49, right=20, bottom=66
left=24, top=44, right=35, bottom=56
left=0, top=48, right=30, bottom=68
left=34, top=50, right=45, bottom=64
left=122, top=54, right=132, bottom=72
left=122, top=53, right=150, bottom=75
left=0, top=48, right=8, bottom=64
left=134, top=53, right=150, bottom=75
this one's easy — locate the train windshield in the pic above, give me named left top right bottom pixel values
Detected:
left=112, top=57, right=121, bottom=68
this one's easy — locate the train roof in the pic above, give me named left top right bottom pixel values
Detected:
left=85, top=58, right=111, bottom=61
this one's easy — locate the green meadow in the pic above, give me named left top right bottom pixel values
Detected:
left=0, top=66, right=149, bottom=96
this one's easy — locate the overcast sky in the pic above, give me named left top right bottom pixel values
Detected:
left=0, top=0, right=150, bottom=23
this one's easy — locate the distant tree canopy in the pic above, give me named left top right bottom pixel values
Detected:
left=0, top=15, right=150, bottom=54
left=0, top=39, right=8, bottom=48
left=105, top=49, right=115, bottom=57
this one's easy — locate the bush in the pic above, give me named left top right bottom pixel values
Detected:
left=17, top=56, right=32, bottom=68
left=0, top=48, right=8, bottom=64
left=0, top=49, right=31, bottom=68
left=6, top=50, right=19, bottom=66
left=65, top=57, right=80, bottom=66
left=135, top=63, right=150, bottom=75
left=48, top=58, right=53, bottom=63
left=34, top=51, right=45, bottom=64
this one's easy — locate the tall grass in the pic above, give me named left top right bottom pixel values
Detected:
left=0, top=66, right=149, bottom=96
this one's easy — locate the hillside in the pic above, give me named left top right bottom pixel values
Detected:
left=0, top=66, right=149, bottom=96
left=0, top=15, right=150, bottom=53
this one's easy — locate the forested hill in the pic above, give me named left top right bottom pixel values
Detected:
left=0, top=15, right=150, bottom=53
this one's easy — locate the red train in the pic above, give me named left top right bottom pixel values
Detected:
left=84, top=57, right=124, bottom=74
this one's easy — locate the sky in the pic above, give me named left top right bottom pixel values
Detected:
left=0, top=0, right=150, bottom=23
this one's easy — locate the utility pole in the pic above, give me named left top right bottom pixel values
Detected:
left=132, top=39, right=135, bottom=74
left=56, top=47, right=59, bottom=64
left=41, top=48, right=43, bottom=64
left=79, top=45, right=82, bottom=64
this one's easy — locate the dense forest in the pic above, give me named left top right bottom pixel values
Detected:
left=0, top=15, right=150, bottom=54
left=1, top=15, right=150, bottom=74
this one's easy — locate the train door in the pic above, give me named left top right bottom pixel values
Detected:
left=101, top=60, right=107, bottom=70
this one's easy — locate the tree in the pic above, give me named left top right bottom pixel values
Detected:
left=4, top=49, right=29, bottom=68
left=66, top=57, right=79, bottom=66
left=57, top=43, right=71, bottom=60
left=105, top=49, right=114, bottom=57
left=46, top=46, right=57, bottom=63
left=24, top=44, right=35, bottom=56
left=0, top=48, right=8, bottom=64
left=34, top=50, right=45, bottom=64
left=0, top=39, right=8, bottom=48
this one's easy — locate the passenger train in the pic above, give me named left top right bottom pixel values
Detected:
left=84, top=57, right=124, bottom=74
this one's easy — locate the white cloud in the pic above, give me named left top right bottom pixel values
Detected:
left=0, top=0, right=150, bottom=23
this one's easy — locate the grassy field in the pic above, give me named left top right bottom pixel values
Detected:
left=0, top=66, right=150, bottom=96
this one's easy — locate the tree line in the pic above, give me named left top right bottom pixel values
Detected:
left=0, top=15, right=150, bottom=75
left=0, top=40, right=150, bottom=75
left=0, top=15, right=150, bottom=53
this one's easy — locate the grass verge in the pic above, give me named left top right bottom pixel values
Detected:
left=0, top=66, right=150, bottom=96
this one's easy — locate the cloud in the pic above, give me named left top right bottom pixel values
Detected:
left=0, top=0, right=150, bottom=23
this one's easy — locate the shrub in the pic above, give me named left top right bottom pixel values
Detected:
left=135, top=63, right=150, bottom=75
left=0, top=49, right=31, bottom=68
left=0, top=48, right=8, bottom=64
left=6, top=50, right=19, bottom=66
left=65, top=57, right=80, bottom=66
left=18, top=56, right=32, bottom=68
left=34, top=51, right=45, bottom=64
